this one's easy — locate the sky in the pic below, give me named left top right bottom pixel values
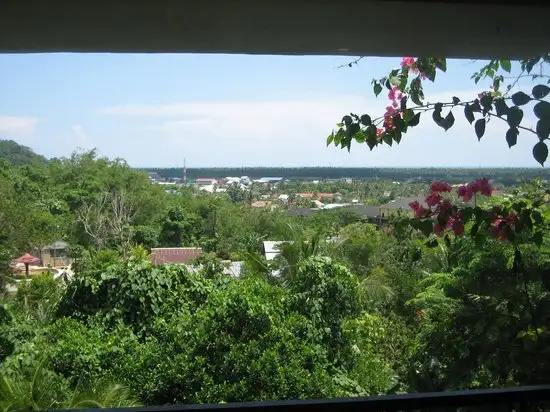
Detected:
left=0, top=53, right=543, bottom=168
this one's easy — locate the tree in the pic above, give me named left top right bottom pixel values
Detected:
left=76, top=190, right=137, bottom=253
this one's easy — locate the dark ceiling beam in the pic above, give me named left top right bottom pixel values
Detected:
left=0, top=0, right=548, bottom=58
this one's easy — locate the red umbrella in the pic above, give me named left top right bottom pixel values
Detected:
left=14, top=253, right=40, bottom=278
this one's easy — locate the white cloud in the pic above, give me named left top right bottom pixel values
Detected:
left=0, top=115, right=39, bottom=136
left=71, top=124, right=87, bottom=142
left=99, top=92, right=541, bottom=167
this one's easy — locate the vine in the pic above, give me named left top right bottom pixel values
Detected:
left=328, top=55, right=550, bottom=165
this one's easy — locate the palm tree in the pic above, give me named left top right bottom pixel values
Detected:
left=0, top=360, right=140, bottom=411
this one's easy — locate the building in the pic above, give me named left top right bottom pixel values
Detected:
left=149, top=247, right=203, bottom=265
left=254, top=177, right=284, bottom=184
left=194, top=178, right=218, bottom=186
left=35, top=240, right=70, bottom=267
left=147, top=172, right=164, bottom=182
left=379, top=196, right=427, bottom=219
left=263, top=241, right=292, bottom=261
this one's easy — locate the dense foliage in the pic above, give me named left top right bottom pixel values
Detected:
left=1, top=144, right=550, bottom=410
left=2, top=55, right=550, bottom=411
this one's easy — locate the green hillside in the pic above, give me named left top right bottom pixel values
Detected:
left=0, top=139, right=47, bottom=166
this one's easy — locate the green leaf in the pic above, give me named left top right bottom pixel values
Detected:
left=418, top=220, right=434, bottom=237
left=534, top=101, right=550, bottom=120
left=471, top=99, right=482, bottom=113
left=507, top=107, right=524, bottom=128
left=444, top=111, right=455, bottom=131
left=475, top=118, right=486, bottom=140
left=400, top=96, right=408, bottom=111
left=411, top=219, right=433, bottom=237
left=410, top=77, right=424, bottom=105
left=532, top=84, right=550, bottom=99
left=494, top=98, right=509, bottom=116
left=506, top=127, right=519, bottom=148
left=408, top=112, right=421, bottom=127
left=360, top=114, right=372, bottom=126
left=342, top=115, right=352, bottom=126
left=511, top=91, right=531, bottom=106
left=393, top=128, right=402, bottom=144
left=533, top=231, right=543, bottom=247
left=464, top=104, right=475, bottom=124
left=326, top=132, right=334, bottom=146
left=500, top=59, right=512, bottom=73
left=348, top=122, right=360, bottom=138
left=373, top=83, right=383, bottom=97
left=333, top=129, right=344, bottom=146
left=537, top=119, right=550, bottom=141
left=393, top=115, right=405, bottom=131
left=382, top=134, right=393, bottom=146
left=365, top=126, right=378, bottom=150
left=434, top=58, right=447, bottom=72
left=399, top=73, right=408, bottom=91
left=425, top=238, right=439, bottom=248
left=533, top=141, right=548, bottom=166
left=452, top=96, right=460, bottom=105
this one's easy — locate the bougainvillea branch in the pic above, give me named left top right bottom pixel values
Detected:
left=328, top=55, right=550, bottom=165
left=406, top=179, right=546, bottom=247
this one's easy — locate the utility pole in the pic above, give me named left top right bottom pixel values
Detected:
left=183, top=158, right=187, bottom=185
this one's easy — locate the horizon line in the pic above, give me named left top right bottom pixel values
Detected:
left=135, top=166, right=549, bottom=170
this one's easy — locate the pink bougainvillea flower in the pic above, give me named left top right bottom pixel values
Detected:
left=474, top=177, right=493, bottom=196
left=433, top=222, right=444, bottom=236
left=388, top=86, right=403, bottom=102
left=401, top=57, right=415, bottom=68
left=439, top=199, right=452, bottom=213
left=457, top=185, right=474, bottom=201
left=385, top=105, right=399, bottom=118
left=452, top=218, right=465, bottom=236
left=430, top=181, right=452, bottom=193
left=425, top=192, right=441, bottom=207
left=409, top=200, right=427, bottom=219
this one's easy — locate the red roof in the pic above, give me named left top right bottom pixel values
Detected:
left=14, top=253, right=40, bottom=264
left=318, top=193, right=335, bottom=198
left=149, top=248, right=202, bottom=265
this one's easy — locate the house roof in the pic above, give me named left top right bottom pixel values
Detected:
left=149, top=247, right=203, bottom=265
left=380, top=196, right=427, bottom=210
left=345, top=205, right=381, bottom=219
left=287, top=208, right=314, bottom=217
left=44, top=240, right=69, bottom=250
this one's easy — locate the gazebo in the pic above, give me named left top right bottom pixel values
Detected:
left=14, top=253, right=41, bottom=279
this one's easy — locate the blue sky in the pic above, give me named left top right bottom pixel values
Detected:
left=0, top=53, right=542, bottom=168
